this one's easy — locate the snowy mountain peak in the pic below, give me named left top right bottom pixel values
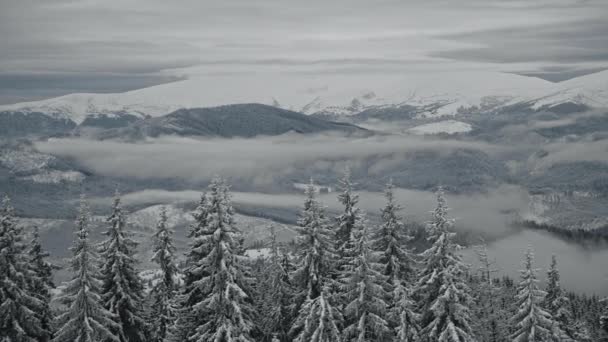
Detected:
left=530, top=69, right=608, bottom=110
left=0, top=70, right=606, bottom=125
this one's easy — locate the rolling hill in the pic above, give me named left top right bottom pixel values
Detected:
left=89, top=103, right=369, bottom=139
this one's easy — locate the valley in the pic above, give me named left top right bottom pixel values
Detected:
left=0, top=70, right=607, bottom=297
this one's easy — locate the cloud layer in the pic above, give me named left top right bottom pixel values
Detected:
left=36, top=134, right=501, bottom=185
left=2, top=0, right=607, bottom=102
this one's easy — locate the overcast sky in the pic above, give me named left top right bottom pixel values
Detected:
left=1, top=0, right=607, bottom=104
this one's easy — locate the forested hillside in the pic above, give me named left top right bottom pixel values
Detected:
left=1, top=171, right=607, bottom=342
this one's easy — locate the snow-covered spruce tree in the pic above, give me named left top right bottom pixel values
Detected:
left=472, top=241, right=505, bottom=342
left=341, top=221, right=391, bottom=342
left=371, top=181, right=416, bottom=286
left=258, top=225, right=294, bottom=342
left=26, top=226, right=56, bottom=342
left=415, top=187, right=475, bottom=342
left=335, top=167, right=360, bottom=264
left=98, top=193, right=148, bottom=342
left=394, top=281, right=420, bottom=342
left=289, top=180, right=341, bottom=342
left=510, top=247, right=558, bottom=342
left=370, top=181, right=418, bottom=339
left=290, top=287, right=341, bottom=342
left=53, top=196, right=120, bottom=342
left=149, top=206, right=178, bottom=342
left=331, top=168, right=363, bottom=325
left=603, top=303, right=608, bottom=338
left=0, top=196, right=48, bottom=342
left=543, top=255, right=577, bottom=341
left=186, top=177, right=256, bottom=342
left=168, top=193, right=211, bottom=342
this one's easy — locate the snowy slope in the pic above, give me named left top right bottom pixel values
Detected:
left=408, top=120, right=473, bottom=135
left=529, top=69, right=608, bottom=110
left=128, top=204, right=297, bottom=244
left=0, top=71, right=553, bottom=123
left=2, top=70, right=607, bottom=124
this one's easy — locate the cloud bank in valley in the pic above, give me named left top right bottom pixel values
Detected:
left=92, top=183, right=530, bottom=239
left=35, top=134, right=502, bottom=184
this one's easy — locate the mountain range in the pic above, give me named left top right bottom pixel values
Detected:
left=85, top=104, right=368, bottom=140
left=0, top=70, right=607, bottom=235
left=1, top=70, right=607, bottom=129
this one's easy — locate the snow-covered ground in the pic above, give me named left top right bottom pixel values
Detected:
left=244, top=248, right=272, bottom=259
left=0, top=148, right=85, bottom=184
left=530, top=69, right=608, bottom=109
left=293, top=182, right=333, bottom=193
left=127, top=204, right=297, bottom=243
left=0, top=149, right=56, bottom=173
left=408, top=120, right=472, bottom=135
left=23, top=170, right=85, bottom=184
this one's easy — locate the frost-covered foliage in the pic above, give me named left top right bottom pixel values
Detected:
left=26, top=226, right=55, bottom=342
left=257, top=226, right=294, bottom=342
left=370, top=181, right=419, bottom=338
left=290, top=180, right=341, bottom=342
left=6, top=174, right=608, bottom=342
left=415, top=188, right=475, bottom=342
left=53, top=196, right=119, bottom=342
left=335, top=168, right=360, bottom=264
left=341, top=223, right=391, bottom=342
left=169, top=193, right=211, bottom=342
left=291, top=288, right=341, bottom=342
left=371, top=181, right=416, bottom=286
left=471, top=241, right=505, bottom=342
left=98, top=193, right=148, bottom=342
left=603, top=301, right=608, bottom=338
left=184, top=177, right=256, bottom=342
left=543, top=255, right=581, bottom=341
left=510, top=247, right=558, bottom=342
left=291, top=180, right=335, bottom=303
left=0, top=196, right=49, bottom=342
left=366, top=181, right=420, bottom=340
left=149, top=206, right=178, bottom=342
left=394, top=281, right=420, bottom=342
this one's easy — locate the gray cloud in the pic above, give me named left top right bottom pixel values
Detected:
left=100, top=183, right=608, bottom=294
left=433, top=18, right=608, bottom=73
left=94, top=183, right=529, bottom=237
left=516, top=67, right=608, bottom=82
left=0, top=73, right=184, bottom=105
left=35, top=134, right=502, bottom=185
left=2, top=0, right=608, bottom=103
left=535, top=139, right=608, bottom=170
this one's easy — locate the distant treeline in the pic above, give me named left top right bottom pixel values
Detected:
left=522, top=219, right=608, bottom=246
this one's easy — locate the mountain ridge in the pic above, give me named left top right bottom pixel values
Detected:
left=0, top=70, right=606, bottom=125
left=88, top=103, right=369, bottom=139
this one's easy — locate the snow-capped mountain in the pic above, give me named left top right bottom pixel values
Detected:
left=1, top=70, right=607, bottom=125
left=527, top=69, right=608, bottom=110
left=408, top=120, right=473, bottom=135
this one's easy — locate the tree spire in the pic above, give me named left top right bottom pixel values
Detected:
left=415, top=188, right=475, bottom=342
left=187, top=177, right=256, bottom=342
left=0, top=195, right=49, bottom=342
left=341, top=222, right=391, bottom=341
left=510, top=247, right=559, bottom=342
left=149, top=206, right=178, bottom=342
left=98, top=193, right=148, bottom=342
left=26, top=225, right=56, bottom=342
left=53, top=195, right=120, bottom=342
left=290, top=179, right=341, bottom=342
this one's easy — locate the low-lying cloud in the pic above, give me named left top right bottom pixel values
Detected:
left=535, top=139, right=608, bottom=170
left=36, top=134, right=501, bottom=185
left=93, top=183, right=530, bottom=238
